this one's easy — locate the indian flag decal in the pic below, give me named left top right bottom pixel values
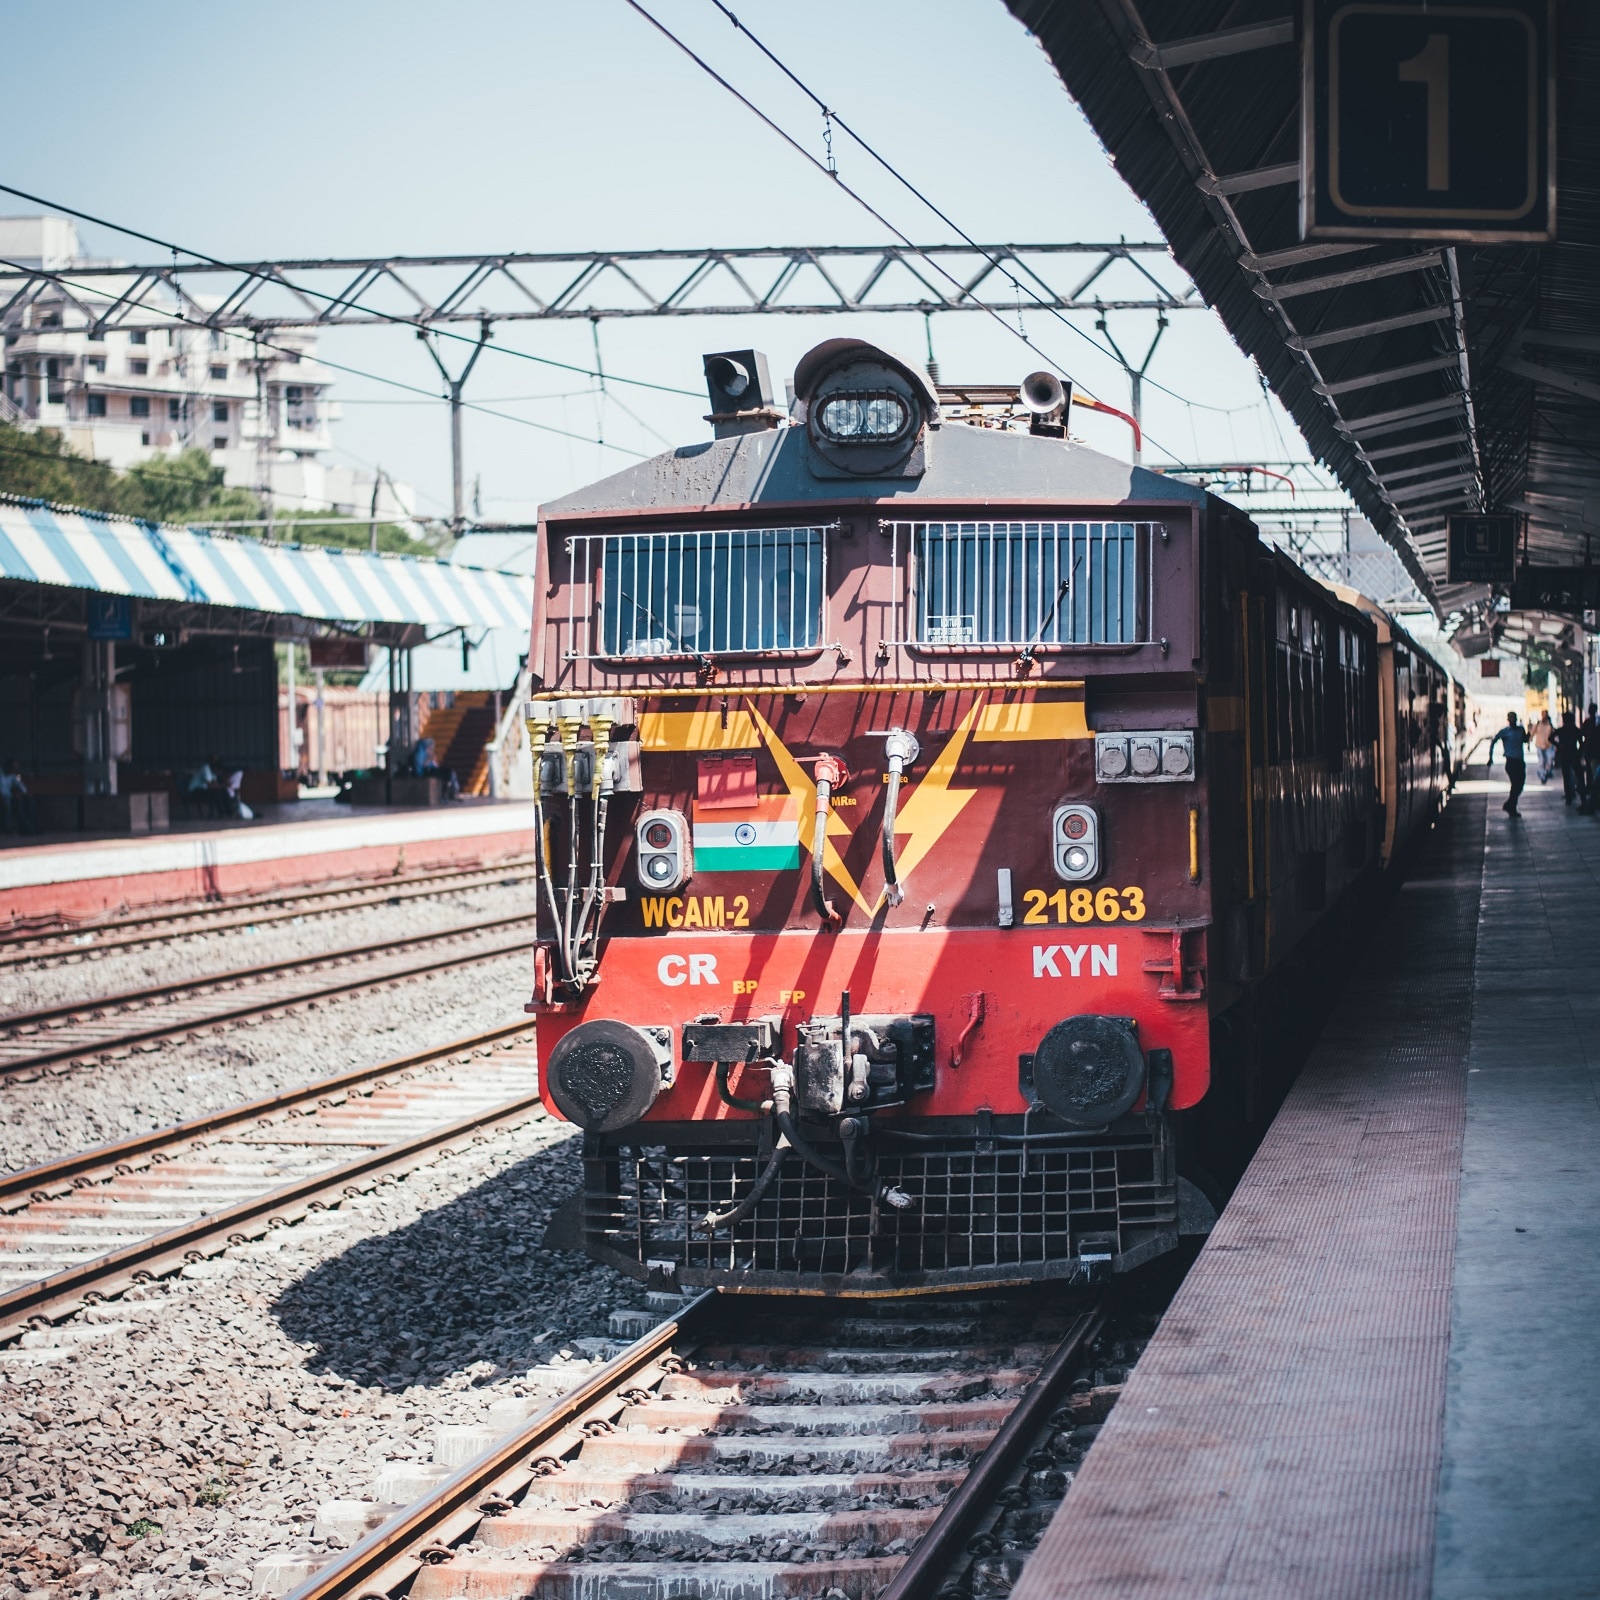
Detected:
left=693, top=794, right=802, bottom=872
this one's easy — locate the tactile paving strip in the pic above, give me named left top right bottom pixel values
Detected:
left=1012, top=790, right=1487, bottom=1600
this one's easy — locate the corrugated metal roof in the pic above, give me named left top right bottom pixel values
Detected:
left=1004, top=0, right=1600, bottom=619
left=0, top=495, right=534, bottom=631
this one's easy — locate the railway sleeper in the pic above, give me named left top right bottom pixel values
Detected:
left=692, top=1342, right=1056, bottom=1374
left=656, top=1368, right=1037, bottom=1405
left=570, top=1427, right=999, bottom=1472
left=614, top=1400, right=1016, bottom=1436
left=521, top=1468, right=968, bottom=1509
left=410, top=1554, right=904, bottom=1600
left=479, top=1503, right=943, bottom=1554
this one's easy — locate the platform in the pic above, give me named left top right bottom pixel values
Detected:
left=1013, top=769, right=1600, bottom=1600
left=0, top=798, right=537, bottom=923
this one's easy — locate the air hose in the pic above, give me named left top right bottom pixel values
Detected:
left=811, top=754, right=846, bottom=926
left=768, top=1063, right=912, bottom=1210
left=879, top=729, right=920, bottom=909
left=697, top=1136, right=789, bottom=1232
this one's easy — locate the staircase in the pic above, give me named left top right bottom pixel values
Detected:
left=418, top=694, right=499, bottom=796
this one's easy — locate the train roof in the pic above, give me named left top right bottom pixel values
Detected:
left=541, top=338, right=1207, bottom=522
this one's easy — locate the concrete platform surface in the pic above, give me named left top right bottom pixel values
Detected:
left=1013, top=771, right=1600, bottom=1599
left=0, top=798, right=536, bottom=922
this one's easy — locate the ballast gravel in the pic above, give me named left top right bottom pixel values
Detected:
left=0, top=1115, right=635, bottom=1600
left=7, top=878, right=535, bottom=1015
left=0, top=946, right=537, bottom=1174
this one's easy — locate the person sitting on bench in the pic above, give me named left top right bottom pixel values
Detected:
left=410, top=736, right=460, bottom=799
left=0, top=759, right=36, bottom=834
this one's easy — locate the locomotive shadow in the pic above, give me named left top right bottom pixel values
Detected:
left=267, top=1132, right=633, bottom=1392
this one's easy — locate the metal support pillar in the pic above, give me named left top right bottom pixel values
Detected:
left=80, top=639, right=117, bottom=796
left=420, top=319, right=492, bottom=535
left=1094, top=308, right=1168, bottom=466
left=314, top=666, right=327, bottom=786
left=284, top=640, right=298, bottom=780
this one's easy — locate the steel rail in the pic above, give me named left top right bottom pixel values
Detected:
left=877, top=1294, right=1111, bottom=1600
left=0, top=927, right=543, bottom=1078
left=0, top=858, right=538, bottom=964
left=0, top=1079, right=550, bottom=1342
left=281, top=1289, right=1110, bottom=1600
left=4, top=911, right=535, bottom=1031
left=282, top=1290, right=725, bottom=1600
left=0, top=1019, right=536, bottom=1207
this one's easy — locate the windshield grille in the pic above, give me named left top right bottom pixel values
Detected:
left=565, top=526, right=830, bottom=660
left=885, top=520, right=1156, bottom=647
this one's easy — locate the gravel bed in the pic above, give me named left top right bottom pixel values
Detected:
left=0, top=1114, right=637, bottom=1600
left=0, top=949, right=536, bottom=1173
left=8, top=879, right=536, bottom=1014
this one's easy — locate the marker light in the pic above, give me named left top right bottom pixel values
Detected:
left=635, top=809, right=692, bottom=892
left=1052, top=804, right=1100, bottom=883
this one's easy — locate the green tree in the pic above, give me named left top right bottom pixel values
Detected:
left=272, top=513, right=432, bottom=555
left=0, top=425, right=263, bottom=524
left=0, top=422, right=123, bottom=508
left=116, top=449, right=261, bottom=524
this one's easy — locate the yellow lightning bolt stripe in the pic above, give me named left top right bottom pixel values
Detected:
left=747, top=704, right=872, bottom=916
left=881, top=698, right=986, bottom=902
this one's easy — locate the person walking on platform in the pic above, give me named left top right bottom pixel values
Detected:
left=1489, top=712, right=1528, bottom=816
left=1554, top=709, right=1585, bottom=806
left=1581, top=705, right=1600, bottom=809
left=1532, top=711, right=1555, bottom=783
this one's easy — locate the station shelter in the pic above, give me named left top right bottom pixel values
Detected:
left=0, top=492, right=534, bottom=831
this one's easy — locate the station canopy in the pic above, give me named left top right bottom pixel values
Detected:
left=0, top=494, right=533, bottom=635
left=1006, top=0, right=1600, bottom=633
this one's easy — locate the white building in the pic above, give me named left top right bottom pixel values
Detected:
left=0, top=215, right=414, bottom=524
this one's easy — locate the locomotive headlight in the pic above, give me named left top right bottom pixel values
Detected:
left=635, top=808, right=692, bottom=892
left=1052, top=803, right=1099, bottom=882
left=817, top=391, right=911, bottom=443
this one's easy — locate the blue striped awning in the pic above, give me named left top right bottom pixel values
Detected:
left=0, top=498, right=534, bottom=632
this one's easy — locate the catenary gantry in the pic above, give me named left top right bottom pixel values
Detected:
left=0, top=242, right=1200, bottom=335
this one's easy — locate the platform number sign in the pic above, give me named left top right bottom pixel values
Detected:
left=1303, top=1, right=1555, bottom=241
left=86, top=594, right=132, bottom=640
left=1447, top=514, right=1518, bottom=585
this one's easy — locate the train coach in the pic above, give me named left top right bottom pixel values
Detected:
left=522, top=338, right=1451, bottom=1295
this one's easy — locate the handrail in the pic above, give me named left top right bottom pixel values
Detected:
left=486, top=663, right=535, bottom=797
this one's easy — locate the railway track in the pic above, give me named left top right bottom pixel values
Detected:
left=0, top=913, right=543, bottom=1078
left=0, top=857, right=538, bottom=970
left=274, top=1286, right=1146, bottom=1600
left=0, top=1022, right=542, bottom=1342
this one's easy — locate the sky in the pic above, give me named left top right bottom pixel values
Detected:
left=1, top=0, right=1321, bottom=526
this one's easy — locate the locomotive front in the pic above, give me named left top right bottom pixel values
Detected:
left=526, top=339, right=1216, bottom=1294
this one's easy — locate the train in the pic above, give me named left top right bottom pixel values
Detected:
left=522, top=337, right=1453, bottom=1295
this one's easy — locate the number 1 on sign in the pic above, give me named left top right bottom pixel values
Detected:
left=1398, top=32, right=1450, bottom=191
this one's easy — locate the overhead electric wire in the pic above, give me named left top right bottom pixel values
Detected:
left=0, top=178, right=703, bottom=401
left=0, top=255, right=648, bottom=460
left=689, top=0, right=1287, bottom=449
left=619, top=0, right=1186, bottom=462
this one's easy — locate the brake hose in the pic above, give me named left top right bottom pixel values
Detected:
left=879, top=729, right=920, bottom=909
left=767, top=1063, right=911, bottom=1209
left=532, top=784, right=574, bottom=985
left=697, top=1136, right=789, bottom=1232
left=811, top=754, right=845, bottom=926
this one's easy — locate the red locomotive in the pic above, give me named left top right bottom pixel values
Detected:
left=524, top=339, right=1451, bottom=1294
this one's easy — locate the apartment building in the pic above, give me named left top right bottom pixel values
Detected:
left=0, top=216, right=413, bottom=522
